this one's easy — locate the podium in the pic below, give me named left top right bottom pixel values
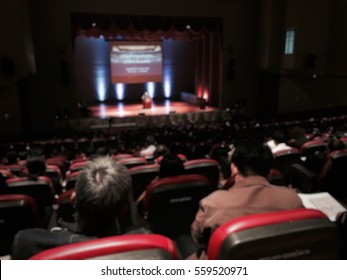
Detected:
left=142, top=97, right=152, bottom=109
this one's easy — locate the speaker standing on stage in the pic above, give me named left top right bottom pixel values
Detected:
left=142, top=91, right=152, bottom=109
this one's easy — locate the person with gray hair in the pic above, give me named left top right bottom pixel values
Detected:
left=11, top=156, right=134, bottom=259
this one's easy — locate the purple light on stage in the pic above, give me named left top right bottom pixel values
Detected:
left=146, top=82, right=156, bottom=98
left=115, top=83, right=125, bottom=100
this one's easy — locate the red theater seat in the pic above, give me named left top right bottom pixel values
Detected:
left=56, top=189, right=75, bottom=223
left=29, top=234, right=179, bottom=260
left=6, top=176, right=55, bottom=226
left=300, top=140, right=327, bottom=157
left=155, top=154, right=187, bottom=164
left=112, top=154, right=134, bottom=161
left=0, top=194, right=41, bottom=256
left=184, top=159, right=220, bottom=189
left=118, top=157, right=147, bottom=169
left=273, top=147, right=301, bottom=184
left=68, top=161, right=88, bottom=173
left=318, top=149, right=347, bottom=202
left=128, top=164, right=159, bottom=200
left=143, top=174, right=211, bottom=238
left=0, top=169, right=13, bottom=180
left=64, top=171, right=81, bottom=190
left=207, top=208, right=339, bottom=260
left=0, top=164, right=24, bottom=177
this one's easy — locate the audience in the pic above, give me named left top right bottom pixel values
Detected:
left=11, top=156, right=135, bottom=259
left=1, top=111, right=346, bottom=259
left=189, top=140, right=303, bottom=259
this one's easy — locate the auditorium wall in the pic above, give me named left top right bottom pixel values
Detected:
left=1, top=0, right=347, bottom=135
left=0, top=0, right=260, bottom=134
left=259, top=0, right=347, bottom=116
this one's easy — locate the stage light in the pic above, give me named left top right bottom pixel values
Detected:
left=163, top=76, right=172, bottom=98
left=99, top=103, right=107, bottom=119
left=94, top=65, right=108, bottom=102
left=117, top=102, right=125, bottom=117
left=164, top=99, right=171, bottom=114
left=146, top=82, right=156, bottom=98
left=96, top=76, right=107, bottom=102
left=115, top=83, right=125, bottom=100
left=203, top=89, right=209, bottom=102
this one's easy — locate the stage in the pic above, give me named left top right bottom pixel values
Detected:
left=58, top=101, right=223, bottom=132
left=88, top=101, right=216, bottom=118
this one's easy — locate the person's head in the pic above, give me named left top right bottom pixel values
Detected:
left=290, top=126, right=306, bottom=139
left=153, top=144, right=169, bottom=159
left=6, top=150, right=18, bottom=164
left=231, top=140, right=273, bottom=180
left=272, top=129, right=288, bottom=145
left=74, top=156, right=132, bottom=236
left=26, top=156, right=46, bottom=176
left=159, top=153, right=185, bottom=178
left=328, top=137, right=345, bottom=152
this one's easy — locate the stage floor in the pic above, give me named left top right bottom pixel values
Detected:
left=88, top=101, right=216, bottom=119
left=61, top=101, right=221, bottom=132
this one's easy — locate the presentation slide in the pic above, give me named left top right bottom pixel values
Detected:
left=109, top=41, right=163, bottom=84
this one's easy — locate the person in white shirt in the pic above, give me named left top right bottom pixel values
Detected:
left=268, top=130, right=292, bottom=154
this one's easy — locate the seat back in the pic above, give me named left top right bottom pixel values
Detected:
left=273, top=148, right=301, bottom=184
left=118, top=157, right=147, bottom=169
left=300, top=140, right=327, bottom=157
left=0, top=194, right=41, bottom=255
left=289, top=163, right=317, bottom=193
left=64, top=171, right=81, bottom=190
left=155, top=154, right=187, bottom=164
left=319, top=149, right=347, bottom=201
left=129, top=164, right=159, bottom=200
left=6, top=176, right=55, bottom=212
left=208, top=208, right=339, bottom=260
left=0, top=164, right=24, bottom=177
left=0, top=169, right=13, bottom=180
left=22, top=165, right=64, bottom=195
left=112, top=154, right=134, bottom=161
left=68, top=161, right=88, bottom=173
left=184, top=159, right=220, bottom=190
left=56, top=189, right=75, bottom=223
left=29, top=234, right=179, bottom=260
left=144, top=174, right=211, bottom=238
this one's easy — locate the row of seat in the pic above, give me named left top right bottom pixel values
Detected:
left=27, top=208, right=340, bottom=260
left=273, top=147, right=347, bottom=201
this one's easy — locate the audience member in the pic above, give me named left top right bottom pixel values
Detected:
left=158, top=153, right=185, bottom=178
left=305, top=137, right=345, bottom=175
left=26, top=156, right=46, bottom=180
left=5, top=150, right=18, bottom=165
left=189, top=140, right=303, bottom=259
left=11, top=156, right=135, bottom=259
left=139, top=135, right=156, bottom=158
left=268, top=129, right=292, bottom=153
left=136, top=153, right=185, bottom=214
left=289, top=126, right=309, bottom=149
left=317, top=137, right=346, bottom=187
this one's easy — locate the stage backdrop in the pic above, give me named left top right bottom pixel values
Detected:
left=74, top=36, right=196, bottom=104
